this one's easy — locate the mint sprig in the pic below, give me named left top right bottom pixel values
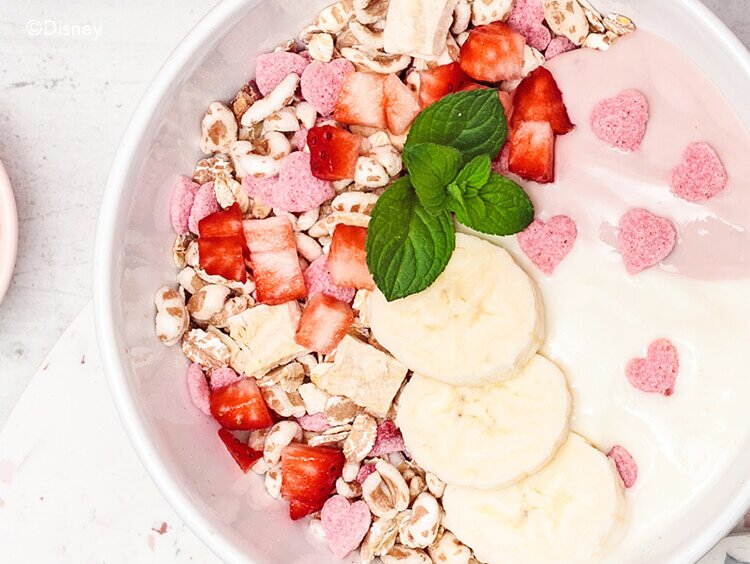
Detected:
left=365, top=177, right=455, bottom=301
left=366, top=90, right=534, bottom=302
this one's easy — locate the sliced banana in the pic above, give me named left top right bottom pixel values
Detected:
left=396, top=355, right=571, bottom=489
left=369, top=233, right=544, bottom=386
left=443, top=433, right=627, bottom=564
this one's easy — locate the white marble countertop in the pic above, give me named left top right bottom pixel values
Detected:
left=0, top=0, right=747, bottom=430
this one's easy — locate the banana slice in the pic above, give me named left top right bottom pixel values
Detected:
left=443, top=433, right=627, bottom=564
left=396, top=355, right=571, bottom=489
left=369, top=233, right=544, bottom=386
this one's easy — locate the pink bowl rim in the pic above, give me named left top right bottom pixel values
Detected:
left=0, top=158, right=18, bottom=305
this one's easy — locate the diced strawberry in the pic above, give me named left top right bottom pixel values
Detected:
left=198, top=203, right=244, bottom=240
left=198, top=236, right=247, bottom=282
left=510, top=67, right=574, bottom=135
left=210, top=378, right=275, bottom=431
left=383, top=74, right=421, bottom=135
left=459, top=22, right=526, bottom=83
left=333, top=72, right=388, bottom=129
left=281, top=443, right=345, bottom=520
left=217, top=428, right=263, bottom=472
left=418, top=62, right=471, bottom=108
left=498, top=90, right=513, bottom=122
left=328, top=224, right=374, bottom=290
left=289, top=499, right=322, bottom=521
left=197, top=204, right=249, bottom=282
left=508, top=120, right=555, bottom=183
left=295, top=294, right=354, bottom=354
left=459, top=82, right=488, bottom=92
left=307, top=126, right=364, bottom=181
left=244, top=217, right=307, bottom=305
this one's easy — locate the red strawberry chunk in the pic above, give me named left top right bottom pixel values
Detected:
left=210, top=378, right=275, bottom=431
left=328, top=224, right=375, bottom=290
left=459, top=22, right=525, bottom=83
left=333, top=72, right=387, bottom=129
left=295, top=294, right=354, bottom=354
left=217, top=428, right=263, bottom=472
left=418, top=62, right=471, bottom=108
left=281, top=443, right=345, bottom=520
left=197, top=204, right=249, bottom=282
left=308, top=125, right=364, bottom=181
left=198, top=203, right=244, bottom=240
left=508, top=120, right=555, bottom=183
left=243, top=217, right=307, bottom=305
left=384, top=74, right=421, bottom=135
left=511, top=67, right=574, bottom=135
left=198, top=236, right=247, bottom=283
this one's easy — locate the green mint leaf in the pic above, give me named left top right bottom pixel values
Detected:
left=406, top=89, right=507, bottom=164
left=455, top=154, right=492, bottom=196
left=402, top=143, right=462, bottom=212
left=366, top=176, right=456, bottom=301
left=451, top=173, right=534, bottom=236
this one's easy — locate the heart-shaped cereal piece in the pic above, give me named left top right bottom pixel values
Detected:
left=169, top=176, right=200, bottom=235
left=625, top=338, right=679, bottom=396
left=186, top=363, right=211, bottom=415
left=669, top=142, right=728, bottom=202
left=607, top=445, right=638, bottom=488
left=208, top=367, right=243, bottom=390
left=320, top=495, right=372, bottom=559
left=617, top=209, right=676, bottom=274
left=301, top=59, right=355, bottom=116
left=517, top=215, right=578, bottom=275
left=255, top=51, right=309, bottom=96
left=590, top=90, right=649, bottom=151
left=507, top=0, right=551, bottom=51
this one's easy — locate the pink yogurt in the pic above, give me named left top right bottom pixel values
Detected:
left=521, top=30, right=750, bottom=280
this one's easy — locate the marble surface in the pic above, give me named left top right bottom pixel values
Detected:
left=0, top=0, right=747, bottom=434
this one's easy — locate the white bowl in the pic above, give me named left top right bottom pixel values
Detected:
left=0, top=158, right=17, bottom=305
left=93, top=1, right=750, bottom=562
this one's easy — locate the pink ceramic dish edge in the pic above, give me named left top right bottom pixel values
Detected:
left=0, top=159, right=18, bottom=305
left=92, top=1, right=750, bottom=563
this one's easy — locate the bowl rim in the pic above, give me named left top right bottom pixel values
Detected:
left=0, top=158, right=18, bottom=306
left=93, top=1, right=750, bottom=562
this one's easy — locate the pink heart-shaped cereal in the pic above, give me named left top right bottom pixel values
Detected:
left=669, top=142, right=728, bottom=202
left=321, top=496, right=372, bottom=559
left=590, top=90, right=649, bottom=152
left=208, top=367, right=243, bottom=390
left=617, top=209, right=676, bottom=274
left=301, top=59, right=355, bottom=116
left=186, top=363, right=211, bottom=415
left=517, top=215, right=578, bottom=275
left=607, top=445, right=638, bottom=488
left=625, top=338, right=679, bottom=396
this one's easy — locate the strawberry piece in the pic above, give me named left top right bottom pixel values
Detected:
left=333, top=72, right=388, bottom=129
left=384, top=74, right=421, bottom=135
left=459, top=22, right=526, bottom=83
left=510, top=67, right=574, bottom=135
left=418, top=62, right=471, bottom=108
left=244, top=217, right=307, bottom=305
left=198, top=203, right=244, bottom=240
left=328, top=224, right=374, bottom=290
left=197, top=204, right=249, bottom=282
left=508, top=120, right=555, bottom=183
left=308, top=126, right=364, bottom=181
left=498, top=90, right=513, bottom=122
left=281, top=443, right=345, bottom=520
left=198, top=236, right=247, bottom=282
left=295, top=294, right=354, bottom=354
left=210, top=378, right=275, bottom=431
left=217, top=428, right=263, bottom=472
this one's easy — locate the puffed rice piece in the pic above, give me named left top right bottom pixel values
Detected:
left=428, top=530, right=472, bottom=564
left=308, top=32, right=336, bottom=62
left=452, top=0, right=472, bottom=33
left=471, top=0, right=513, bottom=25
left=343, top=413, right=378, bottom=462
left=325, top=396, right=362, bottom=426
left=181, top=328, right=231, bottom=368
left=399, top=493, right=441, bottom=548
left=361, top=516, right=401, bottom=562
left=362, top=460, right=410, bottom=519
left=368, top=145, right=403, bottom=177
left=336, top=477, right=363, bottom=498
left=295, top=232, right=324, bottom=262
left=172, top=235, right=192, bottom=269
left=193, top=153, right=234, bottom=185
left=382, top=545, right=431, bottom=564
left=407, top=475, right=427, bottom=502
left=207, top=296, right=250, bottom=329
left=200, top=102, right=238, bottom=155
left=213, top=173, right=250, bottom=213
left=425, top=472, right=445, bottom=498
left=309, top=518, right=327, bottom=540
left=261, top=384, right=306, bottom=418
left=155, top=287, right=189, bottom=346
left=331, top=192, right=379, bottom=215
left=308, top=211, right=371, bottom=238
left=263, top=107, right=300, bottom=133
left=543, top=0, right=590, bottom=46
left=241, top=74, right=299, bottom=127
left=342, top=460, right=361, bottom=483
left=264, top=465, right=283, bottom=499
left=341, top=47, right=412, bottom=74
left=187, top=284, right=231, bottom=323
left=264, top=421, right=303, bottom=465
